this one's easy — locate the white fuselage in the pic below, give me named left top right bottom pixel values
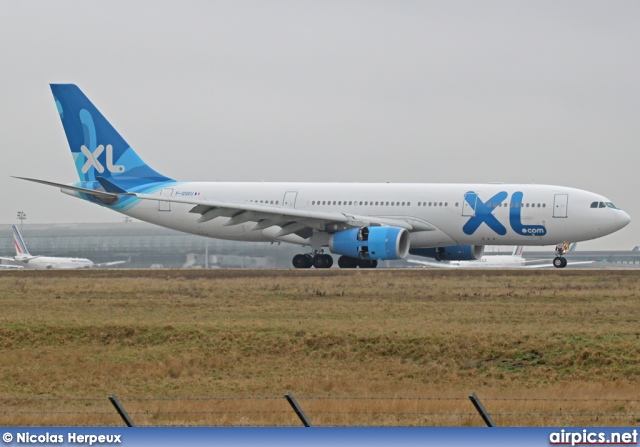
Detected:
left=13, top=255, right=94, bottom=270
left=103, top=182, right=629, bottom=248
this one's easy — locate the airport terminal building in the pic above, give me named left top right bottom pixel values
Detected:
left=2, top=223, right=637, bottom=269
left=0, top=223, right=300, bottom=269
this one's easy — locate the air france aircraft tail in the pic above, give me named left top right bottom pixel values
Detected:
left=12, top=225, right=30, bottom=256
left=50, top=84, right=174, bottom=191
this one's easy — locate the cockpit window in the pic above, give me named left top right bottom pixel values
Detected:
left=591, top=201, right=618, bottom=209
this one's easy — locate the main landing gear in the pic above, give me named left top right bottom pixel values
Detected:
left=292, top=252, right=378, bottom=269
left=553, top=244, right=568, bottom=269
left=292, top=251, right=333, bottom=269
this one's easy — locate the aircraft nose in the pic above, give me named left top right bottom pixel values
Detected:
left=618, top=210, right=631, bottom=229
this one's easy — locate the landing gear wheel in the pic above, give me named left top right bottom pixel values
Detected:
left=313, top=254, right=333, bottom=269
left=338, top=256, right=358, bottom=269
left=357, top=259, right=378, bottom=269
left=553, top=257, right=565, bottom=269
left=292, top=254, right=313, bottom=269
left=560, top=257, right=567, bottom=268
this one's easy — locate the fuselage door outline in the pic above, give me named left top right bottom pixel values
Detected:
left=158, top=188, right=174, bottom=212
left=553, top=194, right=568, bottom=218
left=283, top=191, right=298, bottom=209
left=462, top=192, right=477, bottom=217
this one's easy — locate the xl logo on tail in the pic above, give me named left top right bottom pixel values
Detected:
left=80, top=144, right=125, bottom=174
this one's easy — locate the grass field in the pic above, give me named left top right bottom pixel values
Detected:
left=0, top=269, right=639, bottom=426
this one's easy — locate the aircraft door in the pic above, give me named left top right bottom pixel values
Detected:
left=282, top=191, right=298, bottom=209
left=462, top=192, right=477, bottom=217
left=553, top=194, right=568, bottom=218
left=158, top=188, right=174, bottom=211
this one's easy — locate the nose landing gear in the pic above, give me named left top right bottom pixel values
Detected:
left=553, top=243, right=569, bottom=268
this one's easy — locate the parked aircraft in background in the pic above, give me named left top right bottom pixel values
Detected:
left=0, top=264, right=24, bottom=269
left=0, top=225, right=126, bottom=270
left=15, top=84, right=631, bottom=269
left=408, top=245, right=595, bottom=269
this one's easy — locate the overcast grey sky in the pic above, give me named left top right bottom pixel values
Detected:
left=1, top=1, right=638, bottom=249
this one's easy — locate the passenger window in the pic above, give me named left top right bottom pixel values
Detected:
left=386, top=202, right=389, bottom=206
left=445, top=202, right=448, bottom=206
left=407, top=202, right=410, bottom=206
left=543, top=204, right=546, bottom=207
left=455, top=202, right=459, bottom=207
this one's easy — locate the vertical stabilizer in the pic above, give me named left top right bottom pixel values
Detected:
left=50, top=84, right=174, bottom=190
left=512, top=246, right=523, bottom=257
left=12, top=225, right=30, bottom=256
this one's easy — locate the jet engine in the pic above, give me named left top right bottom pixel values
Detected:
left=329, top=226, right=410, bottom=261
left=409, top=245, right=484, bottom=261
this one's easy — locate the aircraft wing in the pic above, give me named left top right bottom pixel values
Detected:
left=0, top=257, right=16, bottom=262
left=407, top=259, right=459, bottom=268
left=93, top=260, right=127, bottom=267
left=15, top=177, right=436, bottom=240
left=129, top=192, right=436, bottom=239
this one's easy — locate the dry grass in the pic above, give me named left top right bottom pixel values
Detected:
left=0, top=269, right=639, bottom=426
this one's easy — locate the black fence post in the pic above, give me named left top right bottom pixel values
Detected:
left=109, top=394, right=136, bottom=427
left=284, top=392, right=312, bottom=427
left=468, top=392, right=495, bottom=427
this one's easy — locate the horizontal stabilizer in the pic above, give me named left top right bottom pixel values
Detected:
left=13, top=176, right=128, bottom=201
left=96, top=176, right=128, bottom=194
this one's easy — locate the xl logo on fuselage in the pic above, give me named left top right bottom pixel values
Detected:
left=462, top=191, right=547, bottom=237
left=80, top=144, right=125, bottom=174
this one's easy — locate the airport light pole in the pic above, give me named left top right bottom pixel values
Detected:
left=17, top=211, right=26, bottom=231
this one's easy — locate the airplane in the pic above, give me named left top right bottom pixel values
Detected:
left=407, top=245, right=595, bottom=269
left=0, top=225, right=126, bottom=270
left=0, top=264, right=24, bottom=270
left=14, top=84, right=631, bottom=269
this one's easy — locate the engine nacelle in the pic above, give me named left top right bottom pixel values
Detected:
left=329, top=226, right=410, bottom=261
left=409, top=245, right=484, bottom=261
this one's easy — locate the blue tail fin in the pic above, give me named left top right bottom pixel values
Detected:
left=50, top=84, right=174, bottom=190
